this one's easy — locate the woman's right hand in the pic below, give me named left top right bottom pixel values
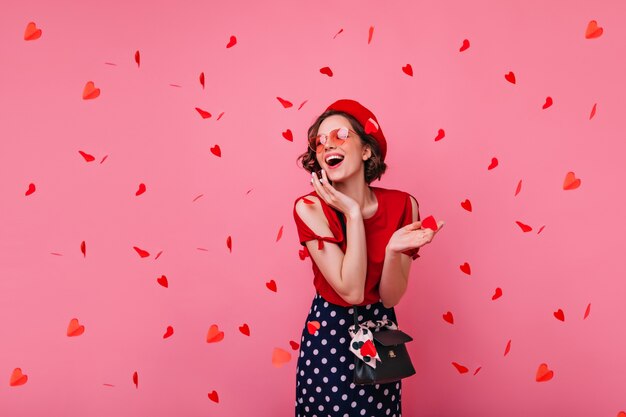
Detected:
left=310, top=169, right=360, bottom=217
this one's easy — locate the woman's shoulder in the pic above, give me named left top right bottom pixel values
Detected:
left=372, top=186, right=414, bottom=202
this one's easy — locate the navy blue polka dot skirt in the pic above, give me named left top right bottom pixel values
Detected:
left=295, top=292, right=402, bottom=417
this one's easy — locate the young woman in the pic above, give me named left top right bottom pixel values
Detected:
left=292, top=99, right=444, bottom=417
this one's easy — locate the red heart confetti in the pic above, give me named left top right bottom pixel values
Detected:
left=239, top=324, right=250, bottom=336
left=368, top=26, right=374, bottom=44
left=10, top=368, right=28, bottom=386
left=459, top=39, right=470, bottom=52
left=460, top=199, right=472, bottom=212
left=360, top=339, right=377, bottom=357
left=276, top=97, right=293, bottom=108
left=266, top=279, right=277, bottom=292
left=163, top=326, right=174, bottom=338
left=199, top=72, right=205, bottom=89
left=208, top=390, right=219, bottom=403
left=210, top=145, right=221, bottom=157
left=452, top=362, right=469, bottom=374
left=563, top=172, right=581, bottom=190
left=473, top=367, right=481, bottom=376
left=226, top=35, right=237, bottom=48
left=276, top=226, right=283, bottom=242
left=133, top=371, right=138, bottom=388
left=487, top=157, right=498, bottom=170
left=421, top=215, right=438, bottom=231
left=364, top=118, right=379, bottom=135
left=307, top=321, right=320, bottom=335
left=492, top=288, right=503, bottom=300
left=226, top=236, right=232, bottom=252
left=157, top=275, right=168, bottom=288
left=515, top=179, right=522, bottom=196
left=196, top=108, right=212, bottom=119
left=298, top=100, right=308, bottom=110
left=79, top=151, right=95, bottom=162
left=289, top=340, right=300, bottom=350
left=206, top=324, right=225, bottom=343
left=442, top=312, right=454, bottom=324
left=24, top=22, right=42, bottom=41
left=504, top=71, right=516, bottom=84
left=333, top=28, right=343, bottom=39
left=100, top=155, right=108, bottom=164
left=459, top=262, right=471, bottom=275
left=542, top=96, right=553, bottom=109
left=282, top=129, right=293, bottom=142
left=535, top=363, right=554, bottom=382
left=434, top=129, right=445, bottom=141
left=515, top=221, right=532, bottom=232
left=82, top=81, right=100, bottom=100
left=617, top=412, right=626, bottom=417
left=584, top=303, right=591, bottom=319
left=589, top=103, right=597, bottom=120
left=585, top=20, right=603, bottom=39
left=67, top=318, right=85, bottom=337
left=25, top=183, right=36, bottom=196
left=553, top=309, right=565, bottom=322
left=320, top=66, right=333, bottom=77
left=272, top=347, right=291, bottom=367
left=155, top=250, right=163, bottom=259
left=402, top=64, right=413, bottom=76
left=80, top=241, right=86, bottom=257
left=537, top=225, right=546, bottom=234
left=504, top=340, right=511, bottom=356
left=135, top=183, right=146, bottom=196
left=216, top=112, right=225, bottom=120
left=133, top=246, right=150, bottom=258
left=134, top=50, right=140, bottom=67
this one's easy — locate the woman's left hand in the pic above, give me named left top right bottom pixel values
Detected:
left=386, top=220, right=445, bottom=254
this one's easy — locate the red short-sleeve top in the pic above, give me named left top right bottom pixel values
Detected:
left=292, top=186, right=420, bottom=307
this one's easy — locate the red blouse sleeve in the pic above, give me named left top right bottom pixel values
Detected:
left=398, top=193, right=421, bottom=260
left=293, top=196, right=344, bottom=251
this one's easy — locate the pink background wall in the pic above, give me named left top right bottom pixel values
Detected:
left=2, top=0, right=625, bottom=416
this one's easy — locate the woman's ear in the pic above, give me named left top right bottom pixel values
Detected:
left=362, top=145, right=372, bottom=161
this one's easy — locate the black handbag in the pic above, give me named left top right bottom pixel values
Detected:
left=332, top=207, right=417, bottom=385
left=351, top=306, right=416, bottom=385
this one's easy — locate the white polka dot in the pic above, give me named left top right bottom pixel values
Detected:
left=360, top=409, right=366, bottom=415
left=298, top=397, right=303, bottom=404
left=349, top=363, right=355, bottom=370
left=309, top=396, right=315, bottom=402
left=331, top=367, right=337, bottom=373
left=330, top=311, right=336, bottom=317
left=321, top=339, right=328, bottom=345
left=323, top=377, right=328, bottom=383
left=340, top=375, right=347, bottom=381
left=313, top=349, right=319, bottom=355
left=325, top=396, right=330, bottom=401
left=377, top=403, right=383, bottom=409
left=339, top=356, right=346, bottom=362
left=330, top=329, right=337, bottom=335
left=313, top=368, right=319, bottom=374
left=331, top=386, right=338, bottom=392
left=339, top=319, right=346, bottom=325
left=331, top=348, right=337, bottom=354
left=333, top=405, right=339, bottom=411
left=307, top=378, right=312, bottom=384
left=302, top=388, right=306, bottom=394
left=316, top=311, right=320, bottom=317
left=318, top=404, right=324, bottom=411
left=395, top=382, right=400, bottom=389
left=300, top=370, right=304, bottom=376
left=351, top=401, right=357, bottom=408
left=322, top=320, right=327, bottom=326
left=391, top=395, right=395, bottom=401
left=358, top=315, right=363, bottom=321
left=374, top=309, right=379, bottom=315
left=307, top=341, right=311, bottom=347
left=368, top=396, right=374, bottom=402
left=306, top=359, right=311, bottom=365
left=304, top=406, right=309, bottom=412
left=341, top=394, right=348, bottom=401
left=324, top=302, right=329, bottom=307
left=358, top=389, right=365, bottom=396
left=339, top=337, right=346, bottom=343
left=321, top=358, right=328, bottom=364
left=386, top=410, right=391, bottom=415
left=300, top=351, right=305, bottom=357
left=382, top=315, right=387, bottom=320
left=348, top=308, right=354, bottom=314
left=350, top=383, right=356, bottom=389
left=384, top=389, right=389, bottom=395
left=316, top=386, right=321, bottom=393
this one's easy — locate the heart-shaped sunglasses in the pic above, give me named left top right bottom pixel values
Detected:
left=309, top=126, right=358, bottom=153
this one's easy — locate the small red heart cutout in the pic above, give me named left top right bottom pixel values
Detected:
left=563, top=172, right=581, bottom=190
left=282, top=129, right=293, bottom=141
left=24, top=22, right=42, bottom=41
left=421, top=215, right=438, bottom=231
left=307, top=321, right=320, bottom=335
left=319, top=66, right=333, bottom=77
left=157, top=275, right=168, bottom=288
left=67, top=318, right=85, bottom=337
left=226, top=35, right=237, bottom=48
left=585, top=20, right=603, bottom=39
left=434, top=129, right=445, bottom=141
left=542, top=96, right=553, bottom=109
left=276, top=97, right=293, bottom=108
left=553, top=309, right=565, bottom=322
left=10, top=368, right=28, bottom=386
left=515, top=221, right=532, bottom=232
left=208, top=390, right=219, bottom=403
left=487, top=157, right=498, bottom=170
left=504, top=71, right=516, bottom=84
left=266, top=280, right=277, bottom=292
left=492, top=288, right=503, bottom=300
left=459, top=39, right=470, bottom=52
left=82, top=81, right=100, bottom=100
left=442, top=312, right=454, bottom=324
left=535, top=363, right=554, bottom=382
left=402, top=64, right=413, bottom=76
left=459, top=262, right=471, bottom=275
left=135, top=183, right=146, bottom=196
left=460, top=199, right=472, bottom=212
left=79, top=151, right=95, bottom=162
left=196, top=107, right=212, bottom=119
left=25, top=183, right=36, bottom=196
left=289, top=340, right=300, bottom=350
left=452, top=362, right=468, bottom=374
left=239, top=323, right=250, bottom=336
left=210, top=145, right=221, bottom=157
left=360, top=339, right=377, bottom=357
left=206, top=324, right=225, bottom=343
left=133, top=246, right=150, bottom=258
left=163, top=326, right=174, bottom=338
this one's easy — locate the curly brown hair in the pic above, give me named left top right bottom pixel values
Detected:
left=296, top=110, right=387, bottom=184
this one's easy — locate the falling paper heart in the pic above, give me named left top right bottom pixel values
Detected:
left=135, top=183, right=146, bottom=196
left=157, top=275, right=168, bottom=288
left=452, top=362, right=469, bottom=374
left=276, top=97, right=293, bottom=108
left=319, top=67, right=333, bottom=77
left=504, top=71, right=516, bottom=84
left=272, top=347, right=291, bottom=367
left=589, top=103, right=597, bottom=120
left=282, top=129, right=293, bottom=142
left=535, top=363, right=554, bottom=382
left=487, top=157, right=498, bottom=170
left=459, top=262, right=471, bottom=275
left=79, top=151, right=95, bottom=162
left=10, top=368, right=28, bottom=386
left=163, top=326, right=174, bottom=338
left=276, top=225, right=283, bottom=242
left=133, top=371, right=138, bottom=388
left=226, top=236, right=232, bottom=252
left=210, top=145, right=221, bottom=157
left=208, top=390, right=219, bottom=403
left=307, top=321, right=320, bottom=335
left=563, top=172, right=581, bottom=190
left=442, top=312, right=454, bottom=324
left=289, top=340, right=300, bottom=350
left=459, top=39, right=470, bottom=52
left=239, top=324, right=250, bottom=336
left=553, top=309, right=565, bottom=322
left=515, top=180, right=523, bottom=196
left=402, top=64, right=413, bottom=76
left=196, top=108, right=212, bottom=119
left=434, top=129, right=445, bottom=141
left=460, top=199, right=472, bottom=212
left=585, top=20, right=603, bottom=39
left=199, top=72, right=205, bottom=89
left=24, top=22, right=42, bottom=40
left=206, top=324, right=225, bottom=343
left=134, top=50, right=140, bottom=67
left=133, top=246, right=150, bottom=258
left=25, top=183, right=36, bottom=196
left=266, top=280, right=277, bottom=292
left=67, top=318, right=85, bottom=337
left=298, top=100, right=308, bottom=110
left=504, top=340, right=511, bottom=356
left=473, top=367, right=481, bottom=375
left=368, top=26, right=374, bottom=44
left=82, top=81, right=100, bottom=100
left=226, top=35, right=237, bottom=48
left=492, top=288, right=503, bottom=300
left=542, top=97, right=553, bottom=109
left=421, top=215, right=438, bottom=231
left=80, top=241, right=86, bottom=257
left=515, top=221, right=532, bottom=232
left=584, top=303, right=591, bottom=320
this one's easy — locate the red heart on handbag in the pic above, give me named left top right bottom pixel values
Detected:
left=360, top=339, right=377, bottom=358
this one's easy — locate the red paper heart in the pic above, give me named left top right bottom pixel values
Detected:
left=239, top=323, right=250, bottom=336
left=307, top=321, right=320, bottom=335
left=82, top=81, right=100, bottom=100
left=542, top=96, right=553, bottom=109
left=133, top=371, right=138, bottom=388
left=199, top=72, right=205, bottom=89
left=515, top=221, right=532, bottom=232
left=134, top=50, right=140, bottom=67
left=360, top=339, right=377, bottom=357
left=504, top=71, right=516, bottom=84
left=460, top=199, right=472, bottom=211
left=163, top=326, right=174, bottom=338
left=402, top=64, right=413, bottom=76
left=24, top=22, right=42, bottom=41
left=282, top=129, right=293, bottom=141
left=584, top=303, right=591, bottom=320
left=157, top=275, right=168, bottom=288
left=276, top=97, right=293, bottom=108
left=368, top=26, right=374, bottom=44
left=442, top=312, right=454, bottom=324
left=272, top=347, right=291, bottom=367
left=421, top=215, right=438, bottom=231
left=364, top=118, right=379, bottom=135
left=135, top=183, right=146, bottom=196
left=266, top=280, right=277, bottom=292
left=208, top=390, right=219, bottom=403
left=10, top=368, right=28, bottom=386
left=515, top=180, right=522, bottom=196
left=79, top=151, right=95, bottom=162
left=589, top=103, right=597, bottom=120
left=535, top=363, right=554, bottom=382
left=226, top=236, right=232, bottom=252
left=133, top=246, right=150, bottom=258
left=276, top=226, right=283, bottom=242
left=67, top=318, right=85, bottom=337
left=487, top=157, right=498, bottom=170
left=210, top=145, right=221, bottom=157
left=196, top=108, right=212, bottom=119
left=319, top=67, right=333, bottom=77
left=563, top=172, right=581, bottom=190
left=289, top=340, right=300, bottom=350
left=25, top=183, right=36, bottom=196
left=434, top=129, right=445, bottom=141
left=492, top=287, right=503, bottom=300
left=504, top=340, right=511, bottom=356
left=553, top=309, right=565, bottom=322
left=80, top=241, right=86, bottom=257
left=226, top=35, right=237, bottom=48
left=459, top=262, right=471, bottom=275
left=206, top=324, right=225, bottom=343
left=585, top=20, right=603, bottom=39
left=452, top=362, right=468, bottom=374
left=459, top=39, right=470, bottom=52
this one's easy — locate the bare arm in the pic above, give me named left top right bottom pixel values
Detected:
left=295, top=198, right=367, bottom=304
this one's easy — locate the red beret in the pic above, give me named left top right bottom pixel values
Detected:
left=325, top=99, right=387, bottom=161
